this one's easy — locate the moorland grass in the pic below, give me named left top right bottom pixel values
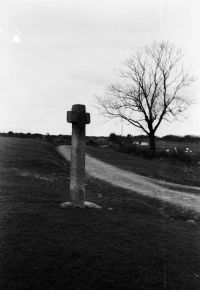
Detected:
left=0, top=137, right=200, bottom=289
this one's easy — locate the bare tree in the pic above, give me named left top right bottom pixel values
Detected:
left=97, top=42, right=194, bottom=151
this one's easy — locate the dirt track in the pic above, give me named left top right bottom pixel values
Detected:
left=57, top=145, right=200, bottom=213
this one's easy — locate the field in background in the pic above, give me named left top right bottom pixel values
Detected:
left=90, top=135, right=200, bottom=156
left=0, top=137, right=200, bottom=289
left=120, top=139, right=200, bottom=158
left=149, top=140, right=200, bottom=156
left=86, top=146, right=200, bottom=187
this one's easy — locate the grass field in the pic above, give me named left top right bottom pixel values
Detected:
left=156, top=140, right=200, bottom=154
left=0, top=137, right=200, bottom=289
left=133, top=139, right=200, bottom=155
left=86, top=146, right=200, bottom=187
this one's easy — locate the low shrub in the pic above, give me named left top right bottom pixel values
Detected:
left=118, top=143, right=139, bottom=154
left=118, top=143, right=156, bottom=159
left=86, top=139, right=99, bottom=147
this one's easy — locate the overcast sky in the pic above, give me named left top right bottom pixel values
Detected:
left=0, top=0, right=200, bottom=137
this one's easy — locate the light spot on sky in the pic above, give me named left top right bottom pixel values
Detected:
left=13, top=34, right=21, bottom=43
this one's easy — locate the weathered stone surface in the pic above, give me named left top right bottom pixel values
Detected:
left=61, top=104, right=101, bottom=209
left=67, top=105, right=90, bottom=206
left=67, top=104, right=90, bottom=127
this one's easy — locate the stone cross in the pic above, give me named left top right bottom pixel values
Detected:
left=61, top=104, right=101, bottom=209
left=67, top=104, right=90, bottom=206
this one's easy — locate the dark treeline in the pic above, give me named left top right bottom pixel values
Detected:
left=0, top=131, right=199, bottom=143
left=0, top=131, right=70, bottom=139
left=0, top=131, right=44, bottom=139
left=109, top=133, right=200, bottom=143
left=161, top=134, right=200, bottom=142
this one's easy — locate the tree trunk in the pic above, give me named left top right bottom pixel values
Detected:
left=149, top=132, right=156, bottom=152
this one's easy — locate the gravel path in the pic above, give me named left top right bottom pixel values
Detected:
left=57, top=145, right=200, bottom=213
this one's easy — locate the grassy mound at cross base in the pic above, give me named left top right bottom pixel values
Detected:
left=0, top=137, right=200, bottom=290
